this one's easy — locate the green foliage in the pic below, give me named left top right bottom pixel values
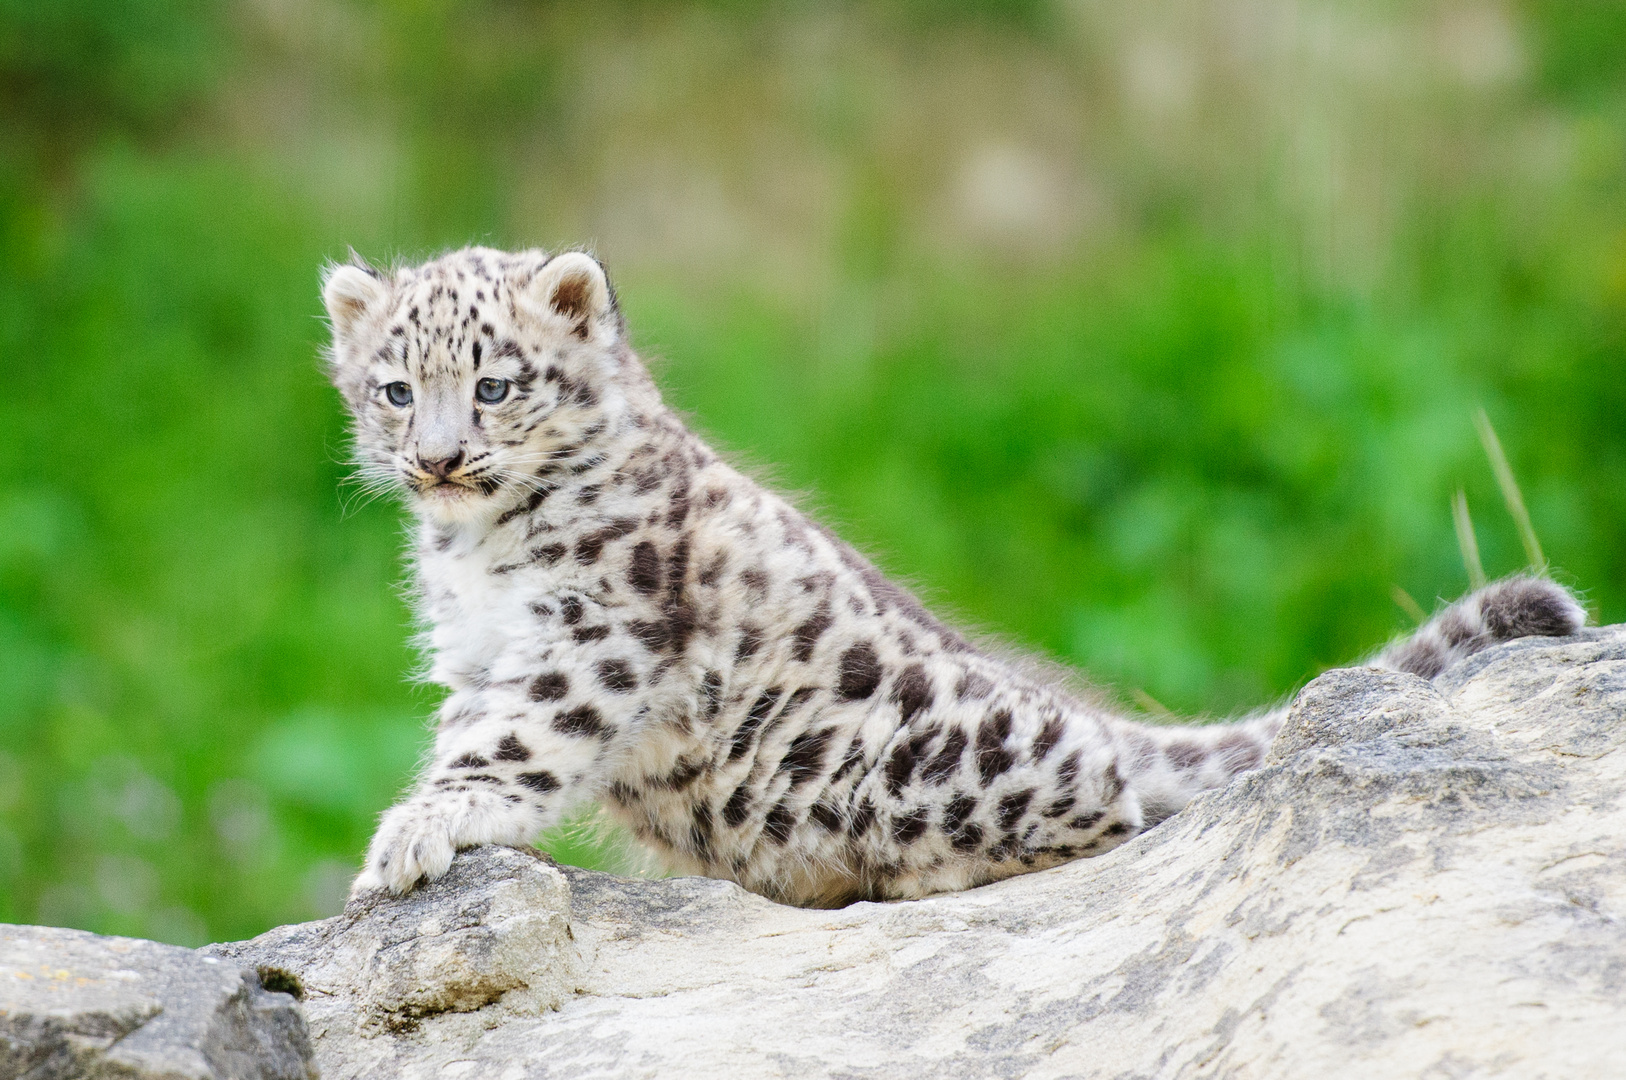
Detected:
left=1521, top=0, right=1626, bottom=102
left=0, top=0, right=223, bottom=156
left=1, top=0, right=1624, bottom=944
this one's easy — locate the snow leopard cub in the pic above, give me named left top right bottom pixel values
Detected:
left=325, top=245, right=1586, bottom=906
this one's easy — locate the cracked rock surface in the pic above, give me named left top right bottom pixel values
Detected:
left=211, top=628, right=1626, bottom=1079
left=206, top=840, right=579, bottom=1042
left=0, top=924, right=314, bottom=1080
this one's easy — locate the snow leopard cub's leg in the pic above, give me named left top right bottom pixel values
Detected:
left=1376, top=574, right=1586, bottom=680
left=351, top=673, right=629, bottom=896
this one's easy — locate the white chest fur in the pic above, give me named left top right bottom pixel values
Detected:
left=416, top=529, right=540, bottom=690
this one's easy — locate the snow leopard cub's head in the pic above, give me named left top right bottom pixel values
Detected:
left=322, top=246, right=626, bottom=525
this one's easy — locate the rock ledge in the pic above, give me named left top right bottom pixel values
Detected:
left=220, top=628, right=1626, bottom=1079
left=8, top=629, right=1625, bottom=1079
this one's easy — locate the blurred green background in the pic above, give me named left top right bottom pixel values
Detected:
left=1, top=0, right=1623, bottom=944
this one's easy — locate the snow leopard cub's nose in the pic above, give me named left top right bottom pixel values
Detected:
left=419, top=450, right=464, bottom=479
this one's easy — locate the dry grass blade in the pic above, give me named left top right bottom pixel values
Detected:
left=1473, top=408, right=1546, bottom=571
left=1453, top=488, right=1488, bottom=590
left=1390, top=585, right=1427, bottom=625
left=1131, top=689, right=1173, bottom=717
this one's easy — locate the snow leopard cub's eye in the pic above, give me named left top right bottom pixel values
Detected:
left=475, top=377, right=509, bottom=404
left=384, top=381, right=413, bottom=407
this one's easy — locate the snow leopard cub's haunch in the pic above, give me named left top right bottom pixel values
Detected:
left=326, top=245, right=1586, bottom=907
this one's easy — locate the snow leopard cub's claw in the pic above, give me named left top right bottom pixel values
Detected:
left=1380, top=575, right=1586, bottom=680
left=350, top=798, right=459, bottom=898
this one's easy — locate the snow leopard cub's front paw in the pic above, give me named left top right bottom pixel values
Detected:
left=351, top=786, right=546, bottom=897
left=352, top=796, right=461, bottom=897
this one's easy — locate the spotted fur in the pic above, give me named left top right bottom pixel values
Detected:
left=324, top=246, right=1588, bottom=906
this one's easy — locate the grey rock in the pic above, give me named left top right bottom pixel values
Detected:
left=83, top=628, right=1626, bottom=1077
left=206, top=843, right=578, bottom=1042
left=0, top=924, right=315, bottom=1080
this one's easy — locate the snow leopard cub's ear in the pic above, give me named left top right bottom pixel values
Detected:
left=322, top=255, right=390, bottom=341
left=524, top=251, right=617, bottom=341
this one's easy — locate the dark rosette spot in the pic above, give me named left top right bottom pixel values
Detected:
left=955, top=671, right=994, bottom=701
left=778, top=727, right=835, bottom=787
left=517, top=771, right=560, bottom=794
left=596, top=658, right=638, bottom=693
left=763, top=801, right=798, bottom=844
left=891, top=808, right=929, bottom=845
left=493, top=735, right=531, bottom=762
left=628, top=541, right=662, bottom=594
left=735, top=625, right=763, bottom=662
left=836, top=643, right=882, bottom=700
left=1216, top=731, right=1263, bottom=773
left=996, top=789, right=1034, bottom=830
left=809, top=801, right=842, bottom=831
left=942, top=793, right=977, bottom=833
left=722, top=785, right=754, bottom=827
left=791, top=602, right=833, bottom=663
left=1033, top=715, right=1066, bottom=761
left=890, top=665, right=934, bottom=723
left=922, top=728, right=968, bottom=784
left=700, top=670, right=723, bottom=718
left=1042, top=795, right=1076, bottom=819
left=728, top=689, right=783, bottom=761
left=1164, top=739, right=1207, bottom=771
left=849, top=798, right=876, bottom=837
left=528, top=672, right=569, bottom=702
left=575, top=518, right=639, bottom=564
left=975, top=710, right=1016, bottom=783
left=884, top=741, right=918, bottom=796
left=553, top=704, right=612, bottom=740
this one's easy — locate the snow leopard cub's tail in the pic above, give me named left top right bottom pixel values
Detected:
left=1375, top=574, right=1586, bottom=680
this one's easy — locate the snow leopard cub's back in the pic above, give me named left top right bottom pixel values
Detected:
left=323, top=245, right=1588, bottom=906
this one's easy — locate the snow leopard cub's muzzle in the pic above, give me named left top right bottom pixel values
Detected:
left=320, top=248, right=622, bottom=523
left=395, top=381, right=505, bottom=500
